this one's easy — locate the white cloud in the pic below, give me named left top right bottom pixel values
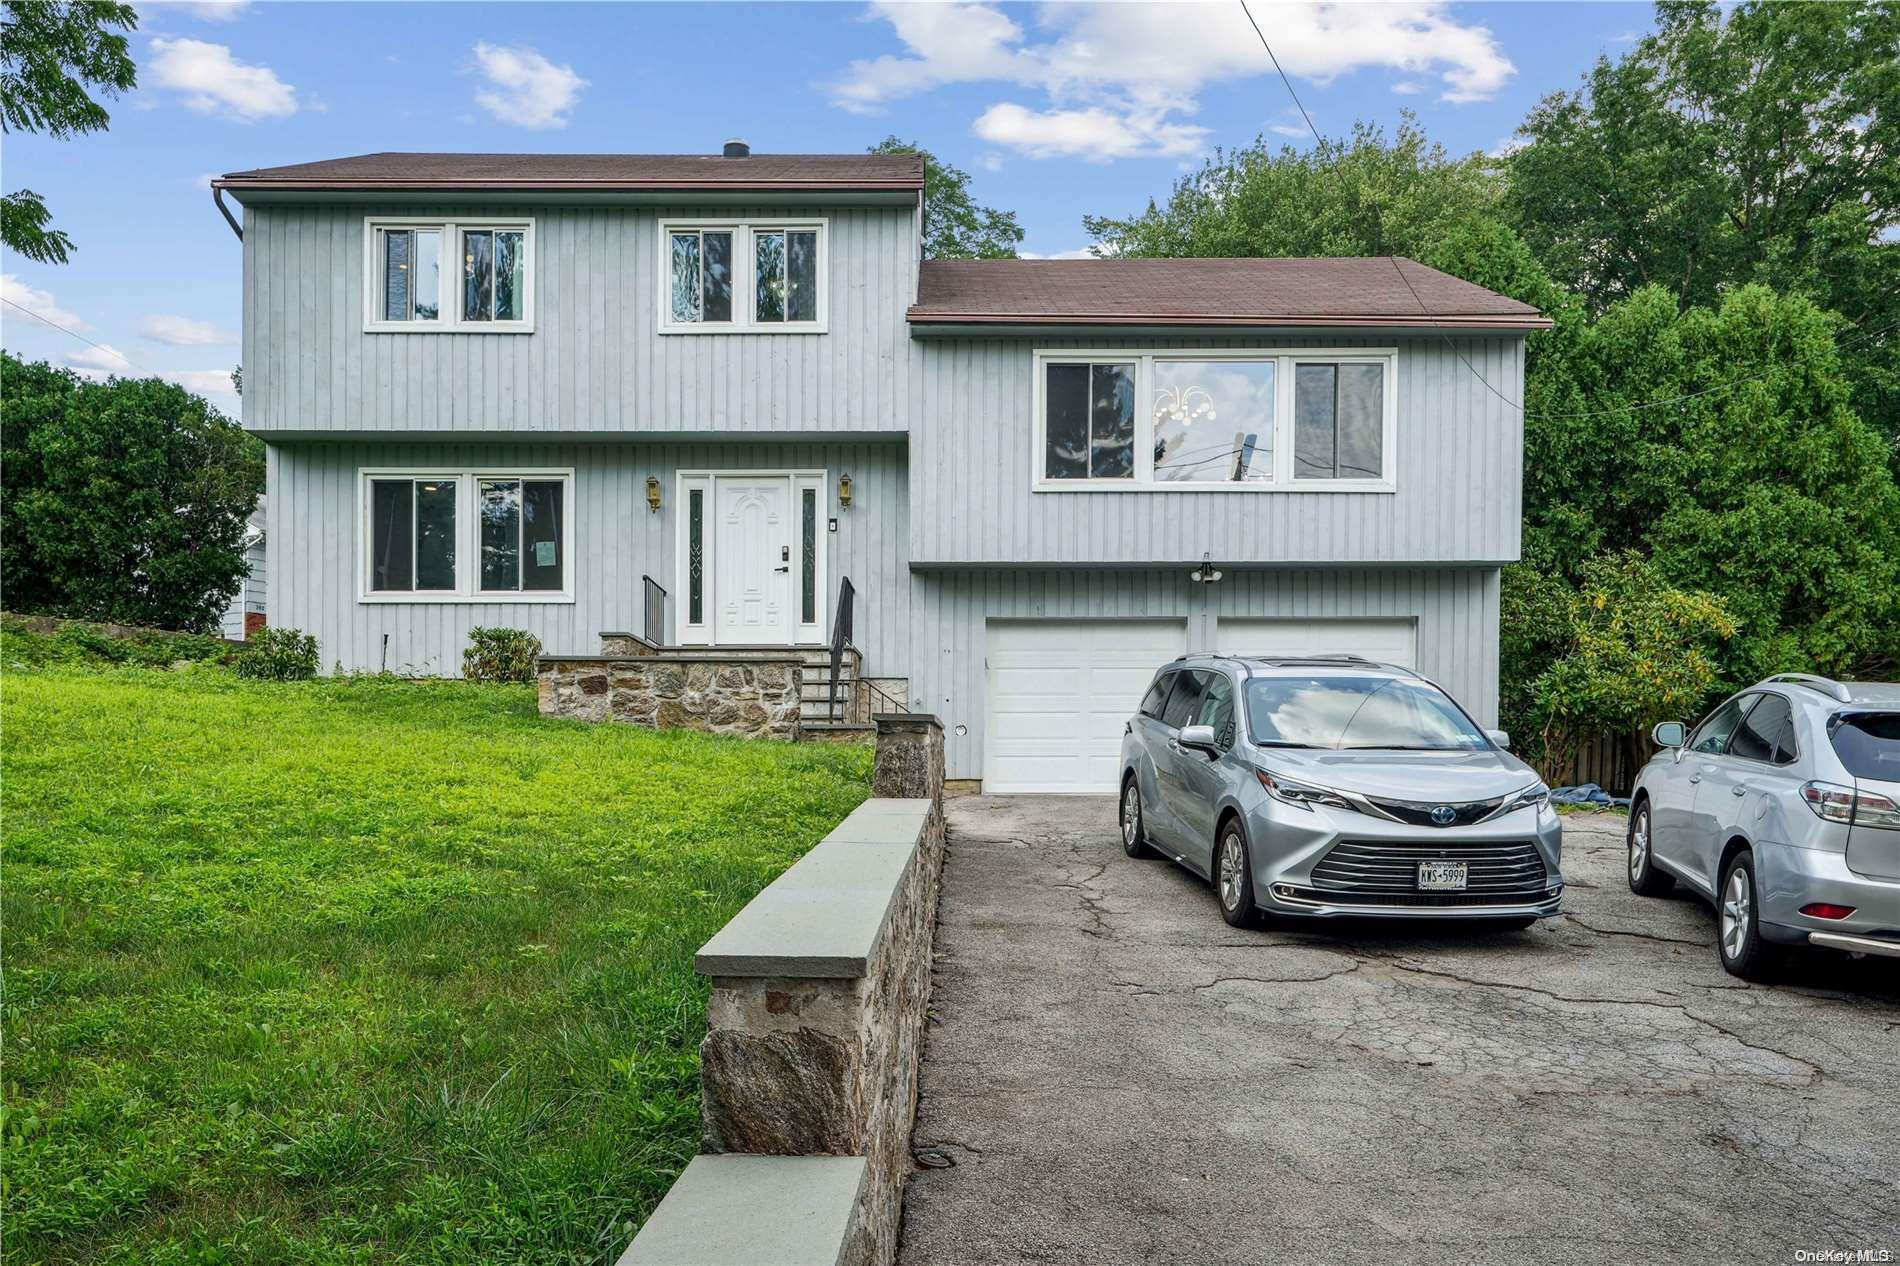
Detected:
left=2, top=274, right=90, bottom=332
left=149, top=36, right=297, bottom=119
left=66, top=344, right=134, bottom=374
left=1267, top=123, right=1310, bottom=139
left=1020, top=248, right=1097, bottom=260
left=159, top=369, right=241, bottom=409
left=194, top=171, right=218, bottom=189
left=1392, top=80, right=1425, bottom=95
left=471, top=43, right=586, bottom=129
left=833, top=1, right=1514, bottom=159
left=160, top=1, right=252, bottom=21
left=140, top=314, right=234, bottom=346
left=974, top=102, right=1206, bottom=160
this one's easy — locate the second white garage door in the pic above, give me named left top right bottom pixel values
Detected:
left=985, top=619, right=1188, bottom=793
left=1215, top=617, right=1417, bottom=666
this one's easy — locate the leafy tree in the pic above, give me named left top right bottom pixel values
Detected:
left=1513, top=553, right=1737, bottom=783
left=869, top=137, right=1023, bottom=259
left=1504, top=0, right=1900, bottom=435
left=1084, top=114, right=1501, bottom=260
left=1, top=353, right=264, bottom=631
left=0, top=0, right=138, bottom=263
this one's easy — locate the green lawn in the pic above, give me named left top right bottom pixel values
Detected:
left=1, top=658, right=872, bottom=1264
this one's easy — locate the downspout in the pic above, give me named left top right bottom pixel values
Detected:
left=212, top=182, right=242, bottom=241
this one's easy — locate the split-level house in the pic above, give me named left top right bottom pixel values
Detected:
left=214, top=144, right=1548, bottom=792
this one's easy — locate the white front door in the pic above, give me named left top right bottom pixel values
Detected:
left=713, top=476, right=793, bottom=645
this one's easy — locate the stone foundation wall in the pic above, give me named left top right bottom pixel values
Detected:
left=537, top=655, right=802, bottom=740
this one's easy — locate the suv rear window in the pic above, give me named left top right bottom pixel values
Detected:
left=1139, top=672, right=1174, bottom=720
left=1830, top=712, right=1900, bottom=781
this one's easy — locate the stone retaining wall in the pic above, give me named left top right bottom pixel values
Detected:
left=537, top=654, right=802, bottom=740
left=616, top=716, right=947, bottom=1266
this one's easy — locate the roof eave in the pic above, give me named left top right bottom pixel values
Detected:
left=904, top=311, right=1553, bottom=333
left=213, top=177, right=923, bottom=196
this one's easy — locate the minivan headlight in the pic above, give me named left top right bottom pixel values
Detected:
left=1498, top=784, right=1552, bottom=816
left=1255, top=768, right=1355, bottom=812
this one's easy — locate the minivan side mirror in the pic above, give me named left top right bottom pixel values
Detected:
left=1652, top=721, right=1686, bottom=748
left=1177, top=724, right=1220, bottom=758
left=1486, top=728, right=1511, bottom=750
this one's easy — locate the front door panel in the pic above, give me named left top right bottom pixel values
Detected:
left=714, top=478, right=792, bottom=645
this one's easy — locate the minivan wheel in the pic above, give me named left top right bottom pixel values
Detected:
left=1627, top=801, right=1674, bottom=896
left=1215, top=821, right=1260, bottom=928
left=1119, top=777, right=1153, bottom=859
left=1717, top=851, right=1784, bottom=981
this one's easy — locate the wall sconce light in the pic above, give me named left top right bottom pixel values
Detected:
left=837, top=472, right=854, bottom=509
left=1190, top=551, right=1224, bottom=584
left=645, top=476, right=662, bottom=512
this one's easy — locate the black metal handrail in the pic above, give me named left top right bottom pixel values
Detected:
left=828, top=576, right=854, bottom=720
left=642, top=575, right=667, bottom=648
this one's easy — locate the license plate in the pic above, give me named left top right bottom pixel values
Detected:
left=1417, top=861, right=1468, bottom=891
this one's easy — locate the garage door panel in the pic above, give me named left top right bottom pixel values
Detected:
left=1215, top=617, right=1417, bottom=667
left=985, top=619, right=1186, bottom=793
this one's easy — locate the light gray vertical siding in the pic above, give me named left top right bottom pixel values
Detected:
left=244, top=203, right=918, bottom=436
left=267, top=440, right=909, bottom=676
left=908, top=567, right=1501, bottom=779
left=907, top=335, right=1523, bottom=566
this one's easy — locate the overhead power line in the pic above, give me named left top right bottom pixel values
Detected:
left=1, top=296, right=144, bottom=374
left=1232, top=0, right=1894, bottom=425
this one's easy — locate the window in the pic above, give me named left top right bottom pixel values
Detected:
left=660, top=220, right=825, bottom=331
left=800, top=487, right=817, bottom=625
left=1729, top=695, right=1798, bottom=765
left=687, top=488, right=705, bottom=624
left=366, top=218, right=533, bottom=331
left=1161, top=670, right=1209, bottom=730
left=1034, top=350, right=1394, bottom=490
left=1690, top=695, right=1754, bottom=755
left=1194, top=673, right=1238, bottom=750
left=360, top=469, right=571, bottom=600
left=1139, top=672, right=1176, bottom=720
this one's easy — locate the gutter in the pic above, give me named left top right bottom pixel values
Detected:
left=904, top=311, right=1554, bottom=332
left=213, top=183, right=243, bottom=241
left=213, top=177, right=924, bottom=196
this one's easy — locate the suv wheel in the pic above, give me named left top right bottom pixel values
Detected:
left=1119, top=776, right=1153, bottom=859
left=1627, top=800, right=1674, bottom=896
left=1718, top=851, right=1784, bottom=980
left=1216, top=820, right=1259, bottom=928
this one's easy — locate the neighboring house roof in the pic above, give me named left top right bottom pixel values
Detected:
left=214, top=152, right=924, bottom=195
left=908, top=257, right=1550, bottom=331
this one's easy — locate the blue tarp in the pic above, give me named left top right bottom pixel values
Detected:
left=1550, top=783, right=1630, bottom=808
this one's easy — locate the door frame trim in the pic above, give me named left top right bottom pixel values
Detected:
left=675, top=469, right=828, bottom=648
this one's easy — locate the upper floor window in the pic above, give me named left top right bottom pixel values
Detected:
left=660, top=219, right=826, bottom=333
left=1033, top=349, right=1395, bottom=492
left=365, top=218, right=534, bottom=333
left=362, top=468, right=570, bottom=601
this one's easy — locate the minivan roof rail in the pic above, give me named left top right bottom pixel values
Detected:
left=1767, top=672, right=1852, bottom=702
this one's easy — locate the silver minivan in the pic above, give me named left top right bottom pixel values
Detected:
left=1629, top=674, right=1900, bottom=978
left=1118, top=654, right=1564, bottom=929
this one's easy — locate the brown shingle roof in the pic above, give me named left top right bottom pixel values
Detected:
left=909, top=257, right=1549, bottom=330
left=215, top=151, right=924, bottom=194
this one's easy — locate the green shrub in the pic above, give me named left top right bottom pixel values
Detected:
left=234, top=627, right=319, bottom=681
left=0, top=616, right=239, bottom=669
left=463, top=626, right=542, bottom=684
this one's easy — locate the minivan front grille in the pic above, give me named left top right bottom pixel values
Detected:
left=1309, top=838, right=1550, bottom=898
left=1364, top=796, right=1504, bottom=827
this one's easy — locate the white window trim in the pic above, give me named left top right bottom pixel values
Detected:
left=357, top=467, right=574, bottom=603
left=657, top=218, right=829, bottom=335
left=362, top=216, right=536, bottom=334
left=674, top=469, right=829, bottom=646
left=1029, top=348, right=1399, bottom=494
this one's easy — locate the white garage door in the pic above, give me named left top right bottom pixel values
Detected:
left=985, top=619, right=1188, bottom=793
left=1215, top=617, right=1417, bottom=667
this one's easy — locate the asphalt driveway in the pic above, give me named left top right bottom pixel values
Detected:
left=898, top=796, right=1900, bottom=1266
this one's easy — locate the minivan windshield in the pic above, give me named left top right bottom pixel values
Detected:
left=1830, top=712, right=1900, bottom=781
left=1244, top=676, right=1491, bottom=751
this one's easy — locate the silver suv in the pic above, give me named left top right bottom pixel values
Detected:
left=1629, top=674, right=1900, bottom=978
left=1118, top=655, right=1563, bottom=929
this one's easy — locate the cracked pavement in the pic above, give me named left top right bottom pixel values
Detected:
left=898, top=797, right=1900, bottom=1266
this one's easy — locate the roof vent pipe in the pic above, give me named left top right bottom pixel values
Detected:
left=722, top=138, right=750, bottom=158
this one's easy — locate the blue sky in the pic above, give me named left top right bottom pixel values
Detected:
left=2, top=1, right=1655, bottom=414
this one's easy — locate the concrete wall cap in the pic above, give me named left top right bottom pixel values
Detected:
left=872, top=712, right=942, bottom=731
left=614, top=1154, right=866, bottom=1266
left=695, top=798, right=932, bottom=979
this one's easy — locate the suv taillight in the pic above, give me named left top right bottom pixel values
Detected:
left=1800, top=780, right=1900, bottom=829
